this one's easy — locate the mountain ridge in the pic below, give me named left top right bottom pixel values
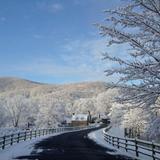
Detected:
left=0, top=77, right=107, bottom=93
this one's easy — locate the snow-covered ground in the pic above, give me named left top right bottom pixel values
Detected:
left=0, top=132, right=64, bottom=160
left=88, top=127, right=159, bottom=160
left=107, top=125, right=124, bottom=137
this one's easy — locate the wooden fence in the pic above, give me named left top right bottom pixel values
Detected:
left=0, top=126, right=94, bottom=150
left=103, top=128, right=160, bottom=160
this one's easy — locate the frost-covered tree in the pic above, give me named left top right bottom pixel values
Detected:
left=0, top=105, right=9, bottom=127
left=35, top=95, right=67, bottom=128
left=108, top=103, right=127, bottom=126
left=98, top=0, right=160, bottom=107
left=5, top=94, right=29, bottom=127
left=122, top=108, right=150, bottom=133
left=95, top=89, right=118, bottom=114
left=73, top=98, right=96, bottom=114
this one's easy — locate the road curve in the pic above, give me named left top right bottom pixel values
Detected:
left=16, top=127, right=132, bottom=160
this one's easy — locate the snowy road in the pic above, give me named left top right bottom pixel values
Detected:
left=14, top=127, right=132, bottom=160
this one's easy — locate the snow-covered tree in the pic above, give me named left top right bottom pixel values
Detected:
left=98, top=0, right=160, bottom=107
left=5, top=94, right=30, bottom=127
left=35, top=95, right=67, bottom=128
left=73, top=98, right=96, bottom=114
left=95, top=89, right=118, bottom=114
left=122, top=108, right=150, bottom=133
left=147, top=117, right=160, bottom=142
left=0, top=105, right=9, bottom=127
left=108, top=103, right=127, bottom=126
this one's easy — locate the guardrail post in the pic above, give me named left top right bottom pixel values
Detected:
left=30, top=131, right=32, bottom=139
left=117, top=137, right=119, bottom=148
left=135, top=138, right=139, bottom=157
left=152, top=141, right=155, bottom=160
left=17, top=133, right=20, bottom=143
left=43, top=129, right=45, bottom=136
left=2, top=136, right=6, bottom=149
left=35, top=130, right=36, bottom=138
left=108, top=135, right=110, bottom=144
left=125, top=139, right=128, bottom=152
left=112, top=137, right=114, bottom=146
left=11, top=134, right=14, bottom=145
left=24, top=132, right=27, bottom=141
left=106, top=135, right=109, bottom=143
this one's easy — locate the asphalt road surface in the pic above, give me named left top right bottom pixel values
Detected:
left=16, top=127, right=132, bottom=160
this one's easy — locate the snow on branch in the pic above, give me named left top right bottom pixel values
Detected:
left=98, top=0, right=160, bottom=107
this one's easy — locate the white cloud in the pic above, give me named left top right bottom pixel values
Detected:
left=36, top=2, right=63, bottom=13
left=2, top=37, right=128, bottom=83
left=61, top=38, right=110, bottom=68
left=50, top=3, right=63, bottom=12
left=13, top=57, right=106, bottom=82
left=73, top=0, right=82, bottom=5
left=0, top=17, right=6, bottom=22
left=33, top=34, right=44, bottom=39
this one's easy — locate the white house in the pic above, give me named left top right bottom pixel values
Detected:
left=71, top=114, right=89, bottom=127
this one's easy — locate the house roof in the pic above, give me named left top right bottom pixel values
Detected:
left=72, top=114, right=88, bottom=121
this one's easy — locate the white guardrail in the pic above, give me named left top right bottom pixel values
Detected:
left=103, top=128, right=160, bottom=160
left=0, top=125, right=96, bottom=150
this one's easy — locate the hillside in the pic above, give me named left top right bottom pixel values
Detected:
left=0, top=77, right=42, bottom=92
left=0, top=77, right=106, bottom=94
left=0, top=77, right=117, bottom=128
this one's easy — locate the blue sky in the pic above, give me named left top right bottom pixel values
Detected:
left=0, top=0, right=122, bottom=84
